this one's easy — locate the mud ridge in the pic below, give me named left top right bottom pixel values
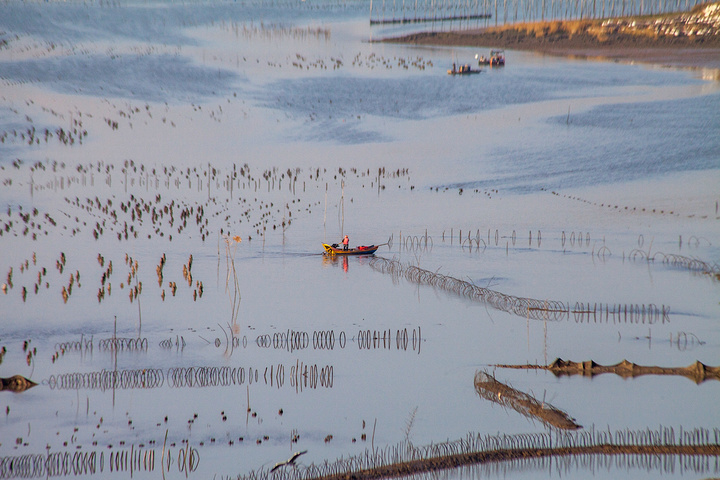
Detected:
left=0, top=375, right=36, bottom=393
left=474, top=370, right=581, bottom=430
left=496, top=358, right=720, bottom=383
left=315, top=445, right=720, bottom=480
left=236, top=426, right=720, bottom=480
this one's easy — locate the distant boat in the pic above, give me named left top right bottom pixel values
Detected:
left=322, top=243, right=379, bottom=255
left=447, top=63, right=482, bottom=75
left=476, top=50, right=505, bottom=67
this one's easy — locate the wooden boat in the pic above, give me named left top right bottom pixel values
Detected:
left=490, top=50, right=505, bottom=66
left=447, top=63, right=481, bottom=75
left=477, top=50, right=505, bottom=67
left=323, top=243, right=379, bottom=255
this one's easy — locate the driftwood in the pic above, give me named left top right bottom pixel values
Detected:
left=474, top=370, right=582, bottom=430
left=0, top=375, right=37, bottom=393
left=495, top=358, right=720, bottom=384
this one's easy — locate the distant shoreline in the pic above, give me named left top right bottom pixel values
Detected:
left=381, top=3, right=720, bottom=71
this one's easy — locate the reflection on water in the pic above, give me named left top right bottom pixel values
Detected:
left=0, top=445, right=197, bottom=478
left=228, top=424, right=720, bottom=480
left=370, top=257, right=671, bottom=323
left=44, top=325, right=422, bottom=394
left=47, top=363, right=334, bottom=393
left=2, top=444, right=716, bottom=480
left=426, top=450, right=720, bottom=480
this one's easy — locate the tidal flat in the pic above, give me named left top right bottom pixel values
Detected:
left=0, top=1, right=719, bottom=479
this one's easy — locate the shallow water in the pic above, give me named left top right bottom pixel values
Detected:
left=0, top=1, right=719, bottom=479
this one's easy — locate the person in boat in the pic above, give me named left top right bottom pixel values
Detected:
left=342, top=235, right=349, bottom=250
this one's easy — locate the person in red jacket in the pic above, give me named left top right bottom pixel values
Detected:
left=342, top=235, right=349, bottom=251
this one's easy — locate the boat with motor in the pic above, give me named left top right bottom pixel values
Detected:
left=322, top=243, right=379, bottom=255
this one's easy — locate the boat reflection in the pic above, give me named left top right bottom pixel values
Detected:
left=322, top=254, right=375, bottom=271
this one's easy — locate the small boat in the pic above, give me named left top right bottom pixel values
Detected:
left=477, top=50, right=505, bottom=67
left=447, top=63, right=481, bottom=75
left=322, top=243, right=379, bottom=255
left=490, top=49, right=505, bottom=66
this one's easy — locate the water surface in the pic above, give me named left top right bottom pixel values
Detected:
left=0, top=1, right=718, bottom=479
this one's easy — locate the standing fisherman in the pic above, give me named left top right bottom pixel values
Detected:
left=342, top=235, right=349, bottom=251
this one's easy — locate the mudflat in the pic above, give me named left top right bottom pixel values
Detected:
left=382, top=4, right=720, bottom=70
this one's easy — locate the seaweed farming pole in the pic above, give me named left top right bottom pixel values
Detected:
left=483, top=0, right=705, bottom=26
left=311, top=444, right=720, bottom=480
left=236, top=426, right=720, bottom=480
left=370, top=0, right=490, bottom=24
left=370, top=0, right=705, bottom=27
left=340, top=180, right=345, bottom=238
left=370, top=12, right=490, bottom=23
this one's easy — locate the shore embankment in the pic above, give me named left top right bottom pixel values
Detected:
left=383, top=2, right=720, bottom=70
